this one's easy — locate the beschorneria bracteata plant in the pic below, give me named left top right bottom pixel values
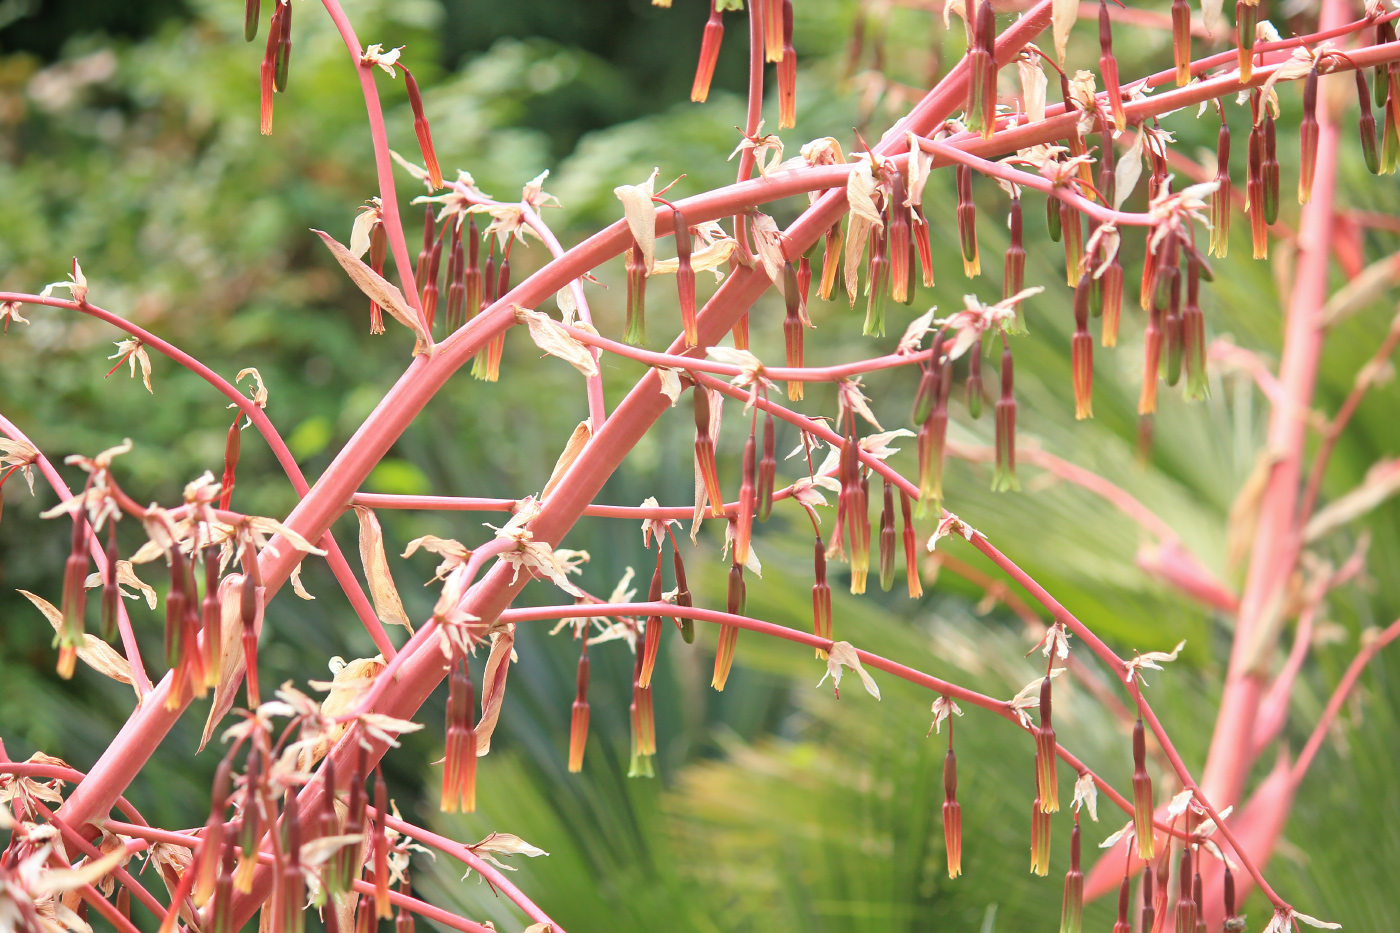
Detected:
left=2, top=0, right=1400, bottom=929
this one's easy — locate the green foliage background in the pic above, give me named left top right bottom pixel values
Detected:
left=0, top=1, right=1397, bottom=930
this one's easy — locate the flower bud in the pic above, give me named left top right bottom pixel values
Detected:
left=1060, top=815, right=1084, bottom=933
left=1210, top=120, right=1232, bottom=258
left=639, top=561, right=664, bottom=688
left=625, top=239, right=647, bottom=346
left=234, top=745, right=262, bottom=892
left=1141, top=856, right=1156, bottom=933
left=888, top=174, right=912, bottom=305
left=913, top=204, right=934, bottom=288
left=422, top=230, right=443, bottom=334
left=566, top=646, right=592, bottom=776
left=1192, top=866, right=1205, bottom=933
left=994, top=342, right=1019, bottom=492
left=735, top=428, right=757, bottom=568
left=1298, top=68, right=1319, bottom=204
left=337, top=748, right=366, bottom=892
left=1170, top=0, right=1190, bottom=87
left=1182, top=258, right=1208, bottom=402
left=442, top=660, right=477, bottom=813
left=864, top=218, right=890, bottom=337
left=402, top=65, right=442, bottom=188
left=369, top=218, right=390, bottom=334
left=693, top=388, right=726, bottom=518
left=273, top=0, right=292, bottom=93
left=777, top=0, right=797, bottom=129
left=847, top=458, right=871, bottom=595
left=713, top=562, right=745, bottom=691
left=912, top=358, right=939, bottom=427
left=259, top=9, right=278, bottom=135
left=1262, top=110, right=1280, bottom=227
left=966, top=338, right=984, bottom=419
left=1072, top=273, right=1094, bottom=420
left=1132, top=717, right=1155, bottom=861
left=812, top=535, right=832, bottom=657
left=917, top=361, right=952, bottom=511
left=1223, top=863, right=1237, bottom=923
left=445, top=221, right=464, bottom=334
left=691, top=1, right=725, bottom=103
left=195, top=758, right=233, bottom=907
left=1061, top=201, right=1083, bottom=287
left=1153, top=850, right=1170, bottom=925
left=244, top=0, right=260, bottom=41
left=1099, top=1, right=1126, bottom=132
left=415, top=206, right=434, bottom=300
left=819, top=219, right=843, bottom=301
left=757, top=410, right=776, bottom=522
left=672, top=549, right=695, bottom=644
left=899, top=490, right=921, bottom=598
left=956, top=164, right=979, bottom=277
left=279, top=790, right=305, bottom=933
left=1164, top=303, right=1183, bottom=389
left=1112, top=873, right=1131, bottom=933
left=480, top=255, right=511, bottom=379
left=464, top=216, right=483, bottom=323
left=1036, top=675, right=1059, bottom=811
left=1358, top=69, right=1381, bottom=176
left=1100, top=249, right=1123, bottom=347
left=943, top=746, right=962, bottom=878
left=101, top=523, right=119, bottom=642
left=1377, top=20, right=1396, bottom=109
left=1046, top=190, right=1062, bottom=243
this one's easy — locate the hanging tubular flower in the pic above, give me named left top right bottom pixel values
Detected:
left=898, top=490, right=921, bottom=598
left=1072, top=271, right=1093, bottom=419
left=1131, top=717, right=1155, bottom=861
left=673, top=207, right=698, bottom=347
left=943, top=742, right=962, bottom=878
left=1035, top=674, right=1059, bottom=812
left=629, top=622, right=655, bottom=777
left=1060, top=813, right=1084, bottom=933
left=691, top=1, right=724, bottom=102
left=1098, top=2, right=1125, bottom=132
left=712, top=561, right=745, bottom=691
left=956, top=163, right=979, bottom=277
left=1030, top=790, right=1052, bottom=876
left=638, top=558, right=664, bottom=688
left=442, top=658, right=477, bottom=813
left=694, top=387, right=726, bottom=519
left=777, top=0, right=797, bottom=129
left=569, top=643, right=591, bottom=773
left=877, top=478, right=896, bottom=592
left=811, top=535, right=832, bottom=656
left=400, top=65, right=442, bottom=189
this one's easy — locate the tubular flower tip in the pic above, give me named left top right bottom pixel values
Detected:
left=943, top=747, right=962, bottom=878
left=783, top=262, right=805, bottom=400
left=1072, top=273, right=1094, bottom=420
left=1035, top=675, right=1059, bottom=812
left=1131, top=718, right=1155, bottom=861
left=994, top=343, right=1019, bottom=492
left=402, top=66, right=443, bottom=188
left=956, top=164, right=980, bottom=278
left=777, top=0, right=797, bottom=128
left=818, top=218, right=843, bottom=301
left=1059, top=815, right=1084, bottom=933
left=899, top=490, right=922, bottom=598
left=812, top=535, right=833, bottom=657
left=691, top=1, right=724, bottom=103
left=568, top=646, right=591, bottom=773
left=713, top=562, right=745, bottom=690
left=1030, top=793, right=1052, bottom=877
left=442, top=659, right=478, bottom=813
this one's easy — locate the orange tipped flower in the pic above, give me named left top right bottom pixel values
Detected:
left=1060, top=814, right=1084, bottom=933
left=1030, top=791, right=1052, bottom=876
left=629, top=632, right=656, bottom=776
left=694, top=388, right=726, bottom=517
left=639, top=560, right=664, bottom=688
left=818, top=218, right=843, bottom=300
left=783, top=263, right=804, bottom=401
left=1061, top=201, right=1082, bottom=287
left=1072, top=272, right=1094, bottom=420
left=956, top=164, right=979, bottom=277
left=1299, top=68, right=1319, bottom=204
left=442, top=659, right=477, bottom=813
left=201, top=549, right=221, bottom=688
left=1099, top=1, right=1125, bottom=132
left=1139, top=303, right=1163, bottom=415
left=777, top=0, right=797, bottom=129
left=674, top=208, right=697, bottom=347
left=402, top=66, right=442, bottom=188
left=889, top=173, right=912, bottom=305
left=757, top=410, right=776, bottom=521
left=259, top=3, right=282, bottom=135
left=1035, top=675, right=1059, bottom=812
left=1131, top=717, right=1155, bottom=861
left=812, top=536, right=832, bottom=657
left=713, top=562, right=745, bottom=690
left=691, top=1, right=724, bottom=103
left=1235, top=0, right=1257, bottom=83
left=943, top=746, right=962, bottom=878
left=195, top=758, right=233, bottom=907
left=1170, top=0, right=1190, bottom=87
left=764, top=0, right=784, bottom=63
left=878, top=478, right=896, bottom=592
left=900, top=491, right=922, bottom=598
left=568, top=644, right=590, bottom=772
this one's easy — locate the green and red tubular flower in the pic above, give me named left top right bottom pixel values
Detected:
left=757, top=409, right=776, bottom=521
left=966, top=336, right=984, bottom=420
left=864, top=209, right=890, bottom=337
left=1235, top=0, right=1258, bottom=83
left=442, top=658, right=477, bottom=813
left=1358, top=69, right=1381, bottom=176
left=994, top=341, right=1019, bottom=492
left=889, top=173, right=912, bottom=305
left=244, top=0, right=259, bottom=42
left=1099, top=1, right=1125, bottom=132
left=1061, top=200, right=1083, bottom=287
left=625, top=238, right=647, bottom=346
left=965, top=0, right=995, bottom=139
left=1170, top=0, right=1190, bottom=87
left=1059, top=813, right=1084, bottom=933
left=812, top=535, right=833, bottom=657
left=819, top=218, right=843, bottom=301
left=373, top=767, right=391, bottom=918
left=1210, top=118, right=1232, bottom=258
left=278, top=789, right=305, bottom=933
left=1182, top=256, right=1208, bottom=401
left=673, top=549, right=695, bottom=644
left=1072, top=272, right=1094, bottom=420
left=568, top=643, right=590, bottom=772
left=273, top=0, right=291, bottom=93
left=777, top=0, right=797, bottom=129
left=783, top=262, right=805, bottom=400
left=1174, top=845, right=1197, bottom=933
left=713, top=561, right=745, bottom=690
left=957, top=163, right=980, bottom=277
left=1299, top=68, right=1319, bottom=204
left=694, top=388, right=726, bottom=517
left=445, top=220, right=464, bottom=334
left=1139, top=301, right=1163, bottom=415
left=1030, top=790, right=1052, bottom=877
left=464, top=216, right=483, bottom=324
left=1262, top=110, right=1280, bottom=227
left=195, top=757, right=233, bottom=907
left=735, top=425, right=757, bottom=568
left=1100, top=245, right=1124, bottom=347
left=878, top=478, right=896, bottom=592
left=900, top=489, right=921, bottom=598
left=675, top=208, right=698, bottom=347
left=629, top=624, right=656, bottom=777
left=917, top=358, right=951, bottom=511
left=691, top=0, right=724, bottom=103
left=401, top=65, right=443, bottom=189
left=943, top=742, right=962, bottom=879
left=639, top=559, right=664, bottom=688
left=1132, top=717, right=1155, bottom=861
left=1005, top=195, right=1026, bottom=329
left=1140, top=856, right=1156, bottom=933
left=1035, top=675, right=1059, bottom=812
left=57, top=511, right=89, bottom=680
left=1112, top=872, right=1131, bottom=933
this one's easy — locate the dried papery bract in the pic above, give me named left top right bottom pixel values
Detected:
left=943, top=741, right=962, bottom=878
left=783, top=262, right=805, bottom=400
left=1099, top=1, right=1125, bottom=132
left=1035, top=674, right=1059, bottom=811
left=568, top=643, right=590, bottom=772
left=639, top=559, right=664, bottom=688
left=401, top=66, right=442, bottom=189
left=691, top=0, right=724, bottom=102
left=712, top=561, right=745, bottom=690
left=994, top=341, right=1019, bottom=492
left=1060, top=813, right=1084, bottom=933
left=625, top=239, right=647, bottom=346
left=878, top=478, right=896, bottom=592
left=956, top=163, right=980, bottom=277
left=812, top=535, right=832, bottom=657
left=442, top=659, right=477, bottom=813
left=693, top=388, right=726, bottom=517
left=899, top=490, right=921, bottom=598
left=1132, top=717, right=1155, bottom=861
left=777, top=0, right=797, bottom=129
